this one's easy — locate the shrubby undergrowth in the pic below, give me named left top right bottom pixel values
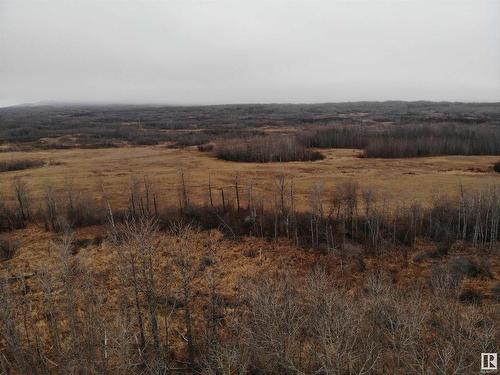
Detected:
left=0, top=236, right=496, bottom=374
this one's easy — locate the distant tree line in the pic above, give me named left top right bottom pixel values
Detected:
left=300, top=123, right=500, bottom=157
left=2, top=102, right=499, bottom=150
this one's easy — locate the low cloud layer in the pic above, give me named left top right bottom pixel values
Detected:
left=1, top=0, right=499, bottom=106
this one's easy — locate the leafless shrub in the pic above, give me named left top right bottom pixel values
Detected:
left=55, top=231, right=85, bottom=370
left=63, top=181, right=104, bottom=227
left=42, top=185, right=60, bottom=231
left=429, top=264, right=462, bottom=299
left=428, top=301, right=496, bottom=374
left=456, top=186, right=500, bottom=246
left=0, top=279, right=49, bottom=373
left=309, top=182, right=325, bottom=248
left=13, top=177, right=31, bottom=227
left=242, top=275, right=307, bottom=373
left=128, top=176, right=159, bottom=218
left=115, top=217, right=163, bottom=354
left=170, top=224, right=199, bottom=371
left=367, top=286, right=428, bottom=373
left=200, top=333, right=249, bottom=375
left=362, top=188, right=384, bottom=250
left=332, top=180, right=360, bottom=244
left=0, top=195, right=15, bottom=231
left=307, top=270, right=380, bottom=374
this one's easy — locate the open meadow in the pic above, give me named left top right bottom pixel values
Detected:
left=1, top=145, right=499, bottom=210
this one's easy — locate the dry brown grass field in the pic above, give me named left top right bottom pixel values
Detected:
left=1, top=145, right=499, bottom=210
left=2, top=142, right=498, bottom=288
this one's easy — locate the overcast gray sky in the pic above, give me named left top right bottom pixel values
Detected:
left=1, top=0, right=499, bottom=106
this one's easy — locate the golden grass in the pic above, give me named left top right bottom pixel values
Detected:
left=2, top=144, right=496, bottom=270
left=0, top=146, right=498, bottom=211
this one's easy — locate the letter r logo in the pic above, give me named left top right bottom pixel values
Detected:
left=482, top=353, right=497, bottom=372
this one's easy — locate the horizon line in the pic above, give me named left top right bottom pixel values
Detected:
left=2, top=99, right=500, bottom=109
